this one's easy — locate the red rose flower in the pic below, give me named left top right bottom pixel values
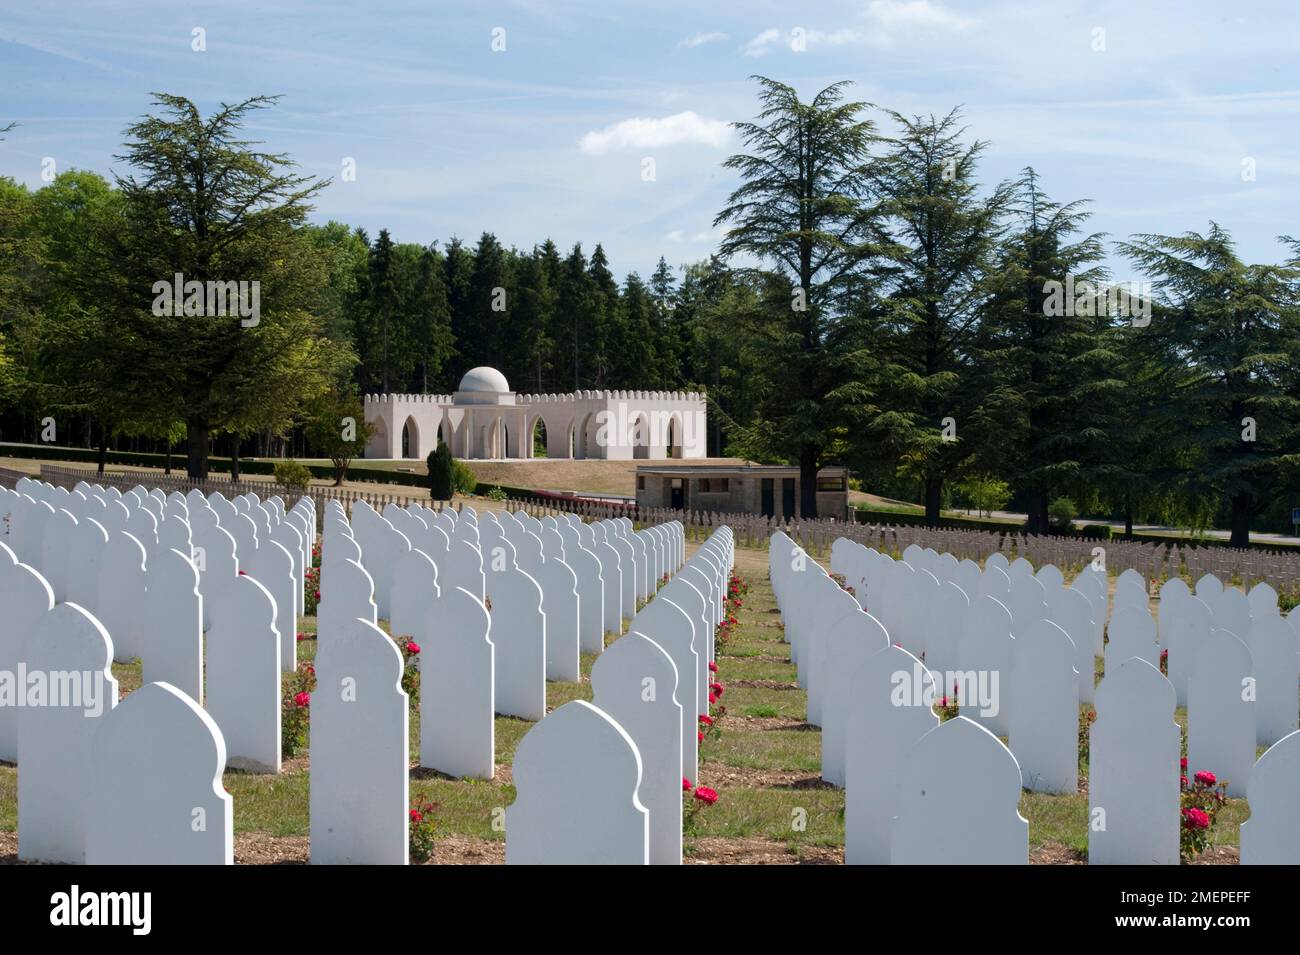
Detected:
left=410, top=809, right=424, bottom=823
left=406, top=641, right=421, bottom=655
left=682, top=777, right=692, bottom=792
left=697, top=731, right=704, bottom=743
left=1180, top=775, right=1188, bottom=788
left=708, top=661, right=718, bottom=673
left=693, top=786, right=718, bottom=805
left=708, top=692, right=718, bottom=704
left=1194, top=770, right=1216, bottom=787
left=294, top=691, right=311, bottom=708
left=699, top=714, right=713, bottom=726
left=1180, top=757, right=1188, bottom=770
left=1181, top=807, right=1209, bottom=830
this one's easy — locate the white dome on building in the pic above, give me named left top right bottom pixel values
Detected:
left=457, top=366, right=511, bottom=394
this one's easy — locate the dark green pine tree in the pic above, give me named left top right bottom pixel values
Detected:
left=869, top=108, right=1013, bottom=526
left=649, top=256, right=681, bottom=386
left=713, top=76, right=884, bottom=517
left=967, top=168, right=1120, bottom=534
left=368, top=228, right=399, bottom=393
left=514, top=247, right=557, bottom=393
left=587, top=243, right=618, bottom=387
left=1118, top=224, right=1300, bottom=547
left=412, top=244, right=455, bottom=393
left=468, top=232, right=510, bottom=370
left=558, top=243, right=592, bottom=389
left=443, top=236, right=474, bottom=373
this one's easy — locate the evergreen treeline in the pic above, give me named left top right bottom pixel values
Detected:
left=1, top=83, right=1298, bottom=544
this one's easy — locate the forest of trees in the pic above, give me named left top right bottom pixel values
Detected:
left=1, top=80, right=1298, bottom=544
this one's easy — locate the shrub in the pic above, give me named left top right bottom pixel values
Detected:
left=281, top=661, right=317, bottom=758
left=1179, top=765, right=1228, bottom=862
left=273, top=458, right=313, bottom=493
left=486, top=485, right=507, bottom=502
left=427, top=445, right=455, bottom=500
left=453, top=459, right=477, bottom=495
left=1080, top=523, right=1112, bottom=540
left=1048, top=496, right=1076, bottom=529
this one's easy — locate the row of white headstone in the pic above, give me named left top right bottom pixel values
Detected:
left=2, top=478, right=314, bottom=773
left=0, top=477, right=321, bottom=863
left=827, top=537, right=1300, bottom=793
left=295, top=499, right=691, bottom=863
left=505, top=526, right=734, bottom=864
left=773, top=532, right=1300, bottom=864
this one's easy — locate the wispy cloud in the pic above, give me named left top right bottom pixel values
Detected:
left=579, top=111, right=731, bottom=154
left=864, top=0, right=974, bottom=32
left=678, top=31, right=728, bottom=49
left=741, top=28, right=782, bottom=58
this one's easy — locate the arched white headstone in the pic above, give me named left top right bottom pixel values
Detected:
left=891, top=716, right=1028, bottom=865
left=86, top=681, right=233, bottom=864
left=1009, top=619, right=1079, bottom=793
left=206, top=574, right=281, bottom=772
left=418, top=586, right=494, bottom=780
left=1239, top=730, right=1300, bottom=865
left=311, top=617, right=409, bottom=864
left=1187, top=629, right=1254, bottom=797
left=0, top=545, right=54, bottom=761
left=140, top=547, right=204, bottom=703
left=845, top=645, right=938, bottom=864
left=506, top=700, right=648, bottom=865
left=1088, top=657, right=1179, bottom=865
left=18, top=603, right=119, bottom=863
left=490, top=565, right=547, bottom=721
left=592, top=632, right=683, bottom=865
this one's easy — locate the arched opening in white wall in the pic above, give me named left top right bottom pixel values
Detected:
left=500, top=420, right=511, bottom=459
left=566, top=419, right=577, bottom=459
left=401, top=415, right=420, bottom=459
left=436, top=419, right=448, bottom=451
left=667, top=414, right=683, bottom=459
left=530, top=417, right=547, bottom=459
left=632, top=414, right=651, bottom=460
left=574, top=412, right=594, bottom=459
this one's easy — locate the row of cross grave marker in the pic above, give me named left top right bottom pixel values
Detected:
left=0, top=477, right=316, bottom=863
left=290, top=498, right=691, bottom=862
left=767, top=531, right=1300, bottom=863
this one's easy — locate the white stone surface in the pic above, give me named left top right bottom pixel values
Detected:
left=1010, top=619, right=1079, bottom=793
left=592, top=632, right=683, bottom=865
left=140, top=547, right=204, bottom=703
left=1088, top=658, right=1179, bottom=865
left=489, top=564, right=547, bottom=721
left=1246, top=614, right=1300, bottom=746
left=418, top=586, right=494, bottom=780
left=311, top=617, right=409, bottom=864
left=1187, top=629, right=1255, bottom=797
left=18, top=603, right=119, bottom=863
left=844, top=645, right=937, bottom=864
left=86, top=681, right=233, bottom=864
left=891, top=716, right=1028, bottom=865
left=205, top=574, right=281, bottom=772
left=506, top=700, right=648, bottom=865
left=0, top=544, right=54, bottom=762
left=96, top=531, right=149, bottom=663
left=1239, top=730, right=1300, bottom=865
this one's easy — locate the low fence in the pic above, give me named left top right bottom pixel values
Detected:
left=507, top=493, right=1300, bottom=594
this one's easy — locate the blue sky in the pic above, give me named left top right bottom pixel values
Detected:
left=3, top=0, right=1299, bottom=284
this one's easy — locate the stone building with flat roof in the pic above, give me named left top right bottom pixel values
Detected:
left=364, top=366, right=708, bottom=461
left=634, top=463, right=849, bottom=519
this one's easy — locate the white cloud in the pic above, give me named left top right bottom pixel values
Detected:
left=666, top=230, right=686, bottom=242
left=864, top=0, right=974, bottom=31
left=803, top=28, right=863, bottom=48
left=741, top=28, right=781, bottom=58
left=578, top=111, right=731, bottom=154
left=678, top=31, right=728, bottom=48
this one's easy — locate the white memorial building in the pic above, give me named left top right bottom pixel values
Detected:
left=364, top=366, right=708, bottom=461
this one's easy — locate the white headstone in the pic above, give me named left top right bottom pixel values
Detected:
left=140, top=547, right=204, bottom=703
left=891, top=716, right=1028, bottom=865
left=1009, top=619, right=1079, bottom=793
left=1239, top=730, right=1300, bottom=865
left=1088, top=658, right=1179, bottom=865
left=506, top=700, right=648, bottom=865
left=86, top=681, right=233, bottom=864
left=206, top=574, right=281, bottom=772
left=592, top=632, right=682, bottom=865
left=17, top=603, right=119, bottom=863
left=1187, top=629, right=1255, bottom=797
left=310, top=617, right=409, bottom=864
left=418, top=586, right=494, bottom=780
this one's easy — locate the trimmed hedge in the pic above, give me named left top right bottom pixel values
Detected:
left=853, top=507, right=1021, bottom=532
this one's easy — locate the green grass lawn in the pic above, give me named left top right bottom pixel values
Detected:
left=0, top=542, right=1256, bottom=863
